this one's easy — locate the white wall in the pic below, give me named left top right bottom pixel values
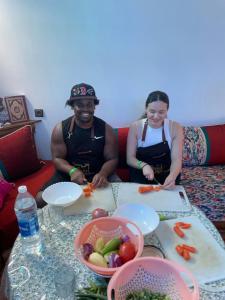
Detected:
left=1, top=0, right=225, bottom=159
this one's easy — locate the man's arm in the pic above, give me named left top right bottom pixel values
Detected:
left=51, top=123, right=86, bottom=184
left=92, top=124, right=118, bottom=187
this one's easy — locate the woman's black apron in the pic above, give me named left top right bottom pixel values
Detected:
left=129, top=120, right=180, bottom=185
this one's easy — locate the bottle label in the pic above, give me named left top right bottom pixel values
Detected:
left=18, top=214, right=39, bottom=237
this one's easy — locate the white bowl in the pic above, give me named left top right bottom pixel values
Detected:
left=113, top=203, right=159, bottom=236
left=42, top=182, right=83, bottom=207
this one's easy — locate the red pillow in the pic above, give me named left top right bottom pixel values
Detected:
left=0, top=125, right=41, bottom=180
left=0, top=177, right=14, bottom=209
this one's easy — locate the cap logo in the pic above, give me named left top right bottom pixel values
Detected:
left=72, top=86, right=95, bottom=97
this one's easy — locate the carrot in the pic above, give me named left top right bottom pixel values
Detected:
left=182, top=244, right=197, bottom=253
left=153, top=186, right=161, bottom=191
left=173, top=226, right=185, bottom=238
left=84, top=192, right=91, bottom=197
left=175, top=222, right=185, bottom=227
left=83, top=187, right=91, bottom=193
left=175, top=222, right=191, bottom=229
left=138, top=186, right=154, bottom=193
left=175, top=245, right=184, bottom=256
left=180, top=223, right=191, bottom=229
left=87, top=182, right=95, bottom=191
left=182, top=249, right=191, bottom=260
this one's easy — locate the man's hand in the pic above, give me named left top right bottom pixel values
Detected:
left=70, top=169, right=87, bottom=185
left=92, top=172, right=108, bottom=188
left=162, top=174, right=176, bottom=190
left=142, top=164, right=154, bottom=181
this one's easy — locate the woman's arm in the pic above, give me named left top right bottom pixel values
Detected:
left=127, top=122, right=141, bottom=168
left=127, top=121, right=154, bottom=180
left=163, top=121, right=183, bottom=189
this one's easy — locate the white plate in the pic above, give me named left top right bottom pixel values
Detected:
left=42, top=182, right=82, bottom=207
left=113, top=203, right=159, bottom=236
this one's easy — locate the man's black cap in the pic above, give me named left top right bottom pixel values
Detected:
left=66, top=83, right=100, bottom=106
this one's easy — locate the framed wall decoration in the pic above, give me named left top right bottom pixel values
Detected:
left=0, top=97, right=10, bottom=124
left=4, top=95, right=29, bottom=123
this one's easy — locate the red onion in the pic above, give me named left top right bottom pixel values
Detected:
left=82, top=243, right=94, bottom=259
left=108, top=253, right=123, bottom=268
left=92, top=208, right=108, bottom=219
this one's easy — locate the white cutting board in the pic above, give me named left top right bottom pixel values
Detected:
left=116, top=183, right=191, bottom=212
left=155, top=216, right=225, bottom=284
left=64, top=184, right=116, bottom=215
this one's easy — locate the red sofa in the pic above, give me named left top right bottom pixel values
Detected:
left=0, top=126, right=55, bottom=253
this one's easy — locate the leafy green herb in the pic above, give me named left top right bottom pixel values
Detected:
left=75, top=280, right=108, bottom=300
left=126, top=289, right=171, bottom=300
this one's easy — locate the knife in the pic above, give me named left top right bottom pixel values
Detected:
left=153, top=177, right=161, bottom=185
left=179, top=191, right=185, bottom=200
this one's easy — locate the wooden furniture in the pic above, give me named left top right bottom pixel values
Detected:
left=0, top=120, right=41, bottom=138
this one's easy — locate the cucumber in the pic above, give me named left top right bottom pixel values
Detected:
left=101, top=237, right=121, bottom=256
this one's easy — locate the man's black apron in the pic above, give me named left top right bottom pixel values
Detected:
left=129, top=120, right=180, bottom=184
left=62, top=116, right=105, bottom=182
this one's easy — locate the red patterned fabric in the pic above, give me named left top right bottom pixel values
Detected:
left=0, top=125, right=41, bottom=180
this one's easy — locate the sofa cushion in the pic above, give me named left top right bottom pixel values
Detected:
left=0, top=160, right=55, bottom=251
left=183, top=124, right=225, bottom=166
left=0, top=125, right=41, bottom=180
left=0, top=177, right=14, bottom=209
left=114, top=127, right=129, bottom=168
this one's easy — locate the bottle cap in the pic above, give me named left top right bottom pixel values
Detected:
left=18, top=185, right=27, bottom=193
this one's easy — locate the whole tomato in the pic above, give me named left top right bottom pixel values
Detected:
left=119, top=241, right=136, bottom=263
left=92, top=208, right=108, bottom=219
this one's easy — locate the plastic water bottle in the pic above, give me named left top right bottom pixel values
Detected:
left=14, top=185, right=42, bottom=254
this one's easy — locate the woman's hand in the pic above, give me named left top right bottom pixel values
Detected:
left=163, top=174, right=176, bottom=189
left=70, top=169, right=87, bottom=185
left=142, top=164, right=154, bottom=181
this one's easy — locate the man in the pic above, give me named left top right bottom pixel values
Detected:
left=36, top=83, right=118, bottom=207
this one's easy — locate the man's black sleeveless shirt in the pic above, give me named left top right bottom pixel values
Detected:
left=62, top=116, right=105, bottom=181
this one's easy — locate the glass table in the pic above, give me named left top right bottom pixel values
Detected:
left=4, top=184, right=225, bottom=300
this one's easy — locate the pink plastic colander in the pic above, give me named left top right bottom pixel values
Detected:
left=107, top=257, right=199, bottom=300
left=74, top=216, right=144, bottom=277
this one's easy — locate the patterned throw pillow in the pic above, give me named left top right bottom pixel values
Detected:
left=0, top=125, right=41, bottom=180
left=182, top=127, right=207, bottom=166
left=183, top=124, right=225, bottom=166
left=0, top=177, right=14, bottom=209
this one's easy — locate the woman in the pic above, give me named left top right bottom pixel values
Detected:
left=127, top=91, right=183, bottom=189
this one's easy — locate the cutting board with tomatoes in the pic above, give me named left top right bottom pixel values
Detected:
left=155, top=215, right=225, bottom=284
left=116, top=183, right=192, bottom=212
left=64, top=184, right=116, bottom=215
